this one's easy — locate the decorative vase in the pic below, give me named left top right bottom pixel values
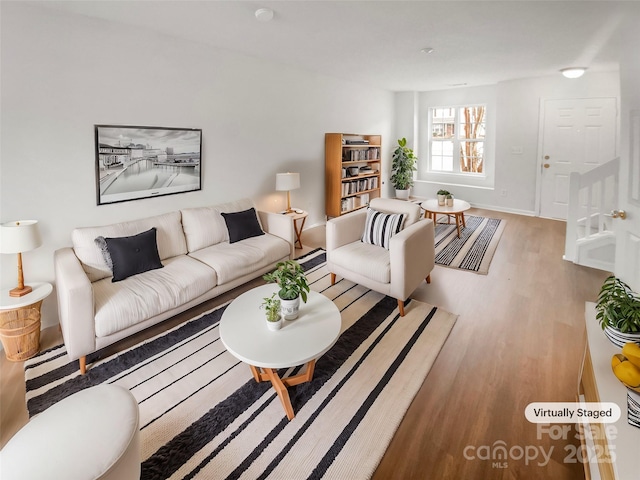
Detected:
left=437, top=194, right=446, bottom=206
left=395, top=189, right=410, bottom=200
left=603, top=325, right=640, bottom=348
left=266, top=316, right=283, bottom=331
left=280, top=296, right=301, bottom=320
left=446, top=197, right=454, bottom=207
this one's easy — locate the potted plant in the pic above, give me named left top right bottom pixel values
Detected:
left=437, top=189, right=450, bottom=206
left=596, top=275, right=640, bottom=347
left=391, top=137, right=417, bottom=200
left=445, top=193, right=454, bottom=207
left=260, top=293, right=282, bottom=331
left=263, top=260, right=310, bottom=320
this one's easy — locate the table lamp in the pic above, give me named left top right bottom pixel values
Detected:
left=276, top=172, right=300, bottom=214
left=0, top=220, right=43, bottom=297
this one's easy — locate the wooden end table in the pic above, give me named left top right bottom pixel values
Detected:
left=219, top=284, right=341, bottom=420
left=421, top=199, right=471, bottom=238
left=285, top=210, right=308, bottom=249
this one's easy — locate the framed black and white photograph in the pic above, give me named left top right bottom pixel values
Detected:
left=95, top=125, right=202, bottom=205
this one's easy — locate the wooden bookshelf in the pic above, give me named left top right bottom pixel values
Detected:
left=325, top=133, right=382, bottom=217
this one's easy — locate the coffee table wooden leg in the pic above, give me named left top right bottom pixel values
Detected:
left=250, top=365, right=263, bottom=383
left=264, top=368, right=295, bottom=420
left=455, top=214, right=462, bottom=238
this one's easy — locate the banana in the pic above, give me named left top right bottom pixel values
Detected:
left=611, top=353, right=640, bottom=392
left=622, top=342, right=640, bottom=369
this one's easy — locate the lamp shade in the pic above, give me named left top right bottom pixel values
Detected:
left=275, top=173, right=300, bottom=192
left=0, top=220, right=43, bottom=254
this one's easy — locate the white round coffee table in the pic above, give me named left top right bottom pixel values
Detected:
left=421, top=198, right=471, bottom=238
left=220, top=284, right=341, bottom=420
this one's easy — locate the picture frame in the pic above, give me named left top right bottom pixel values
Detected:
left=95, top=125, right=202, bottom=205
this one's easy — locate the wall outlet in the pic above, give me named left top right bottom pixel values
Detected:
left=510, top=146, right=523, bottom=155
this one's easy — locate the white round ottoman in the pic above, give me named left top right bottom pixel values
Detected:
left=1, top=384, right=140, bottom=479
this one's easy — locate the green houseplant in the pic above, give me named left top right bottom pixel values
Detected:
left=391, top=137, right=417, bottom=199
left=260, top=293, right=282, bottom=331
left=263, top=260, right=310, bottom=320
left=596, top=275, right=640, bottom=347
left=437, top=189, right=450, bottom=206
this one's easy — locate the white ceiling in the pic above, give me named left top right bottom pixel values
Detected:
left=31, top=0, right=640, bottom=92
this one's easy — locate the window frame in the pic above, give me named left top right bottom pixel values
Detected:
left=427, top=104, right=487, bottom=177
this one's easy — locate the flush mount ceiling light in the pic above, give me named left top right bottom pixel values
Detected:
left=560, top=67, right=587, bottom=79
left=255, top=8, right=274, bottom=22
left=420, top=47, right=434, bottom=54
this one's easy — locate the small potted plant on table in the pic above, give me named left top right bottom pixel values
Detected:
left=263, top=260, right=310, bottom=320
left=446, top=194, right=454, bottom=207
left=261, top=293, right=282, bottom=331
left=437, top=189, right=450, bottom=206
left=596, top=275, right=640, bottom=347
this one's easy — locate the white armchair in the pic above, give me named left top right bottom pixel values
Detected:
left=326, top=198, right=434, bottom=316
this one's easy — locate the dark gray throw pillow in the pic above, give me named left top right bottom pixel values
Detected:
left=221, top=207, right=265, bottom=243
left=104, top=227, right=163, bottom=282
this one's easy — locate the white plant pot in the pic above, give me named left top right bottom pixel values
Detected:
left=603, top=325, right=640, bottom=348
left=280, top=296, right=300, bottom=320
left=395, top=189, right=410, bottom=200
left=266, top=316, right=283, bottom=331
left=437, top=195, right=446, bottom=206
left=446, top=198, right=454, bottom=207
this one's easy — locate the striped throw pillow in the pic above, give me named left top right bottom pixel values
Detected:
left=361, top=208, right=405, bottom=249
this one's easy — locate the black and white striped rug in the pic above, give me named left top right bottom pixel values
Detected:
left=434, top=215, right=505, bottom=274
left=24, top=250, right=457, bottom=480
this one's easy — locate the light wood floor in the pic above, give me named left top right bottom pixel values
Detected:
left=1, top=209, right=608, bottom=479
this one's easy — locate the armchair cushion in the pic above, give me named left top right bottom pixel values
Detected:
left=330, top=241, right=391, bottom=284
left=361, top=208, right=405, bottom=249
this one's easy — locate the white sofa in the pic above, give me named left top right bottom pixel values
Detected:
left=326, top=198, right=434, bottom=316
left=54, top=198, right=294, bottom=373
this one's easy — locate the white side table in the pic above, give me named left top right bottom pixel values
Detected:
left=0, top=282, right=53, bottom=360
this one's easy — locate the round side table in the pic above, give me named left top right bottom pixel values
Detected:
left=0, top=282, right=53, bottom=360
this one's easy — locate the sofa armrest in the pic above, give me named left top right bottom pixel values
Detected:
left=257, top=210, right=295, bottom=259
left=326, top=209, right=368, bottom=257
left=389, top=218, right=435, bottom=300
left=54, top=248, right=95, bottom=361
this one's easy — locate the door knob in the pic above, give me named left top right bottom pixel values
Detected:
left=543, top=163, right=550, bottom=168
left=611, top=210, right=627, bottom=219
left=544, top=155, right=550, bottom=160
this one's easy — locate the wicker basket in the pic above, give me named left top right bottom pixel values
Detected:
left=0, top=308, right=41, bottom=361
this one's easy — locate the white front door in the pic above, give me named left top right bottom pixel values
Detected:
left=614, top=62, right=640, bottom=291
left=539, top=98, right=617, bottom=220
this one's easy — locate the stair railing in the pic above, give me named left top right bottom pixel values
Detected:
left=564, top=157, right=620, bottom=262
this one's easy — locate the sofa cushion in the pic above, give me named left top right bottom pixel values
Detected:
left=72, top=211, right=187, bottom=282
left=181, top=198, right=260, bottom=253
left=104, top=228, right=164, bottom=282
left=221, top=208, right=265, bottom=243
left=361, top=208, right=405, bottom=249
left=93, top=255, right=216, bottom=337
left=188, top=233, right=289, bottom=285
left=331, top=241, right=391, bottom=284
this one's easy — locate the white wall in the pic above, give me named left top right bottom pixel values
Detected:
left=0, top=3, right=394, bottom=327
left=396, top=72, right=620, bottom=214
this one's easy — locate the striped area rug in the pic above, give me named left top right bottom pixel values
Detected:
left=434, top=215, right=505, bottom=274
left=24, top=250, right=457, bottom=480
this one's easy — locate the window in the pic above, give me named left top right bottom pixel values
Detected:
left=429, top=105, right=486, bottom=174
